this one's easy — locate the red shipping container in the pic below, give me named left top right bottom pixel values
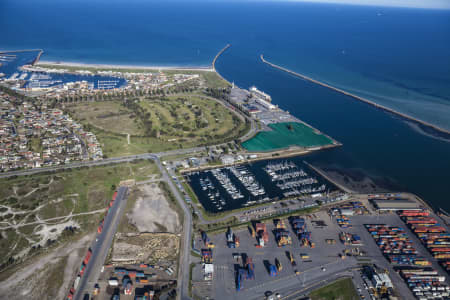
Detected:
left=83, top=249, right=92, bottom=265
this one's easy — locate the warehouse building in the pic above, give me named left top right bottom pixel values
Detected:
left=371, top=199, right=421, bottom=211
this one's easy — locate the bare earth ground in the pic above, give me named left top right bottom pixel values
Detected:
left=112, top=233, right=180, bottom=266
left=0, top=233, right=93, bottom=300
left=110, top=183, right=181, bottom=267
left=128, top=183, right=181, bottom=233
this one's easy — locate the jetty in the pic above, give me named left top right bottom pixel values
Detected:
left=212, top=44, right=231, bottom=71
left=260, top=54, right=450, bottom=136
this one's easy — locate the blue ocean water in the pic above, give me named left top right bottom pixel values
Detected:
left=1, top=0, right=449, bottom=209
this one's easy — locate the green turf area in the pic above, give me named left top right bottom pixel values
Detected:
left=309, top=278, right=359, bottom=300
left=0, top=160, right=158, bottom=268
left=242, top=122, right=333, bottom=152
left=67, top=94, right=247, bottom=157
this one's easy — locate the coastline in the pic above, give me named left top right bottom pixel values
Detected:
left=33, top=44, right=233, bottom=74
left=211, top=44, right=232, bottom=85
left=260, top=54, right=450, bottom=137
left=36, top=60, right=214, bottom=72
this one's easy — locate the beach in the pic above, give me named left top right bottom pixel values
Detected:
left=36, top=60, right=215, bottom=72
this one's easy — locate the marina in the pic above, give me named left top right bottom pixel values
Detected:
left=186, top=158, right=339, bottom=213
left=0, top=50, right=126, bottom=90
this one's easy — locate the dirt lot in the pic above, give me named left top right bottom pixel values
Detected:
left=0, top=233, right=93, bottom=300
left=112, top=233, right=180, bottom=266
left=128, top=183, right=181, bottom=233
left=99, top=182, right=181, bottom=299
left=111, top=183, right=181, bottom=265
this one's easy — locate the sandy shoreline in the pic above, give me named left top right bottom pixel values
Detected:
left=36, top=60, right=215, bottom=72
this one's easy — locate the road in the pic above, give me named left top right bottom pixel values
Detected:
left=68, top=156, right=193, bottom=300
left=73, top=186, right=129, bottom=300
left=153, top=158, right=193, bottom=300
left=0, top=147, right=205, bottom=179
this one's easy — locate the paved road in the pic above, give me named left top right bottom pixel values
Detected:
left=73, top=186, right=129, bottom=300
left=0, top=147, right=204, bottom=179
left=153, top=158, right=193, bottom=300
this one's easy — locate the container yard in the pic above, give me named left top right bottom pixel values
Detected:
left=364, top=224, right=430, bottom=265
left=190, top=195, right=450, bottom=300
left=398, top=209, right=450, bottom=275
left=399, top=268, right=450, bottom=299
left=93, top=263, right=177, bottom=299
left=193, top=210, right=361, bottom=300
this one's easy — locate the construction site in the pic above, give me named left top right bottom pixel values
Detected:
left=83, top=182, right=182, bottom=300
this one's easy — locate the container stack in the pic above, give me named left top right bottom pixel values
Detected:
left=201, top=231, right=215, bottom=248
left=339, top=232, right=362, bottom=246
left=399, top=268, right=450, bottom=299
left=336, top=215, right=352, bottom=228
left=226, top=227, right=240, bottom=248
left=276, top=229, right=291, bottom=247
left=97, top=219, right=104, bottom=233
left=398, top=210, right=450, bottom=274
left=236, top=256, right=255, bottom=291
left=299, top=231, right=315, bottom=248
left=364, top=224, right=430, bottom=266
left=201, top=249, right=213, bottom=263
left=289, top=216, right=306, bottom=235
left=255, top=222, right=269, bottom=248
left=275, top=219, right=286, bottom=229
left=289, top=216, right=314, bottom=247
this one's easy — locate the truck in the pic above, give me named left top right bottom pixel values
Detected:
left=123, top=278, right=132, bottom=295
left=287, top=251, right=296, bottom=266
left=245, top=257, right=255, bottom=280
left=93, top=284, right=100, bottom=296
left=275, top=258, right=282, bottom=272
left=300, top=253, right=309, bottom=259
left=269, top=264, right=277, bottom=277
left=201, top=231, right=215, bottom=248
left=236, top=271, right=242, bottom=291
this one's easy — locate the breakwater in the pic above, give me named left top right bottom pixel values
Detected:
left=260, top=54, right=450, bottom=137
left=212, top=44, right=231, bottom=71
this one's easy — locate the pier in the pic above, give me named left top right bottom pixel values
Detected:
left=260, top=54, right=450, bottom=136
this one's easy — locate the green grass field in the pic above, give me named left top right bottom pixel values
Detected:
left=0, top=160, right=158, bottom=268
left=309, top=278, right=359, bottom=300
left=67, top=95, right=247, bottom=157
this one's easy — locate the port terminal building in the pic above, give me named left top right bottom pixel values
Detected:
left=371, top=198, right=421, bottom=211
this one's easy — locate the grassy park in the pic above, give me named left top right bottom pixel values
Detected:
left=66, top=94, right=247, bottom=157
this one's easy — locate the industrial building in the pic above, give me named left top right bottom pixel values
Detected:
left=371, top=199, right=421, bottom=211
